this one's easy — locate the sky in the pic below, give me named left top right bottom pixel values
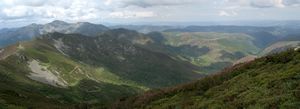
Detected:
left=0, top=0, right=300, bottom=28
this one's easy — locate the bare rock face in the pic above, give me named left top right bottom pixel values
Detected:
left=53, top=38, right=69, bottom=56
left=294, top=46, right=300, bottom=51
left=27, top=60, right=67, bottom=87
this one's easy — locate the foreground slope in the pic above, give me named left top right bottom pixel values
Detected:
left=113, top=49, right=300, bottom=109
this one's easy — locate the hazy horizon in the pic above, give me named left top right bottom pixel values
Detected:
left=1, top=20, right=300, bottom=29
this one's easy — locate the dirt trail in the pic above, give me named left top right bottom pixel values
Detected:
left=69, top=66, right=79, bottom=74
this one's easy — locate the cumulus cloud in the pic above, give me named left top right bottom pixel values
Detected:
left=283, top=0, right=300, bottom=6
left=0, top=0, right=299, bottom=28
left=118, top=0, right=205, bottom=8
left=225, top=0, right=300, bottom=8
left=250, top=0, right=285, bottom=8
left=219, top=10, right=238, bottom=16
left=2, top=6, right=31, bottom=18
left=1, top=0, right=48, bottom=7
left=0, top=0, right=107, bottom=22
left=109, top=11, right=156, bottom=18
left=105, top=0, right=113, bottom=6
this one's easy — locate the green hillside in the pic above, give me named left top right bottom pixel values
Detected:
left=0, top=41, right=141, bottom=108
left=0, top=29, right=203, bottom=108
left=113, top=49, right=300, bottom=109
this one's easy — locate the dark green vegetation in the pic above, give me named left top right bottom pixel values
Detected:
left=113, top=49, right=300, bottom=109
left=39, top=30, right=202, bottom=88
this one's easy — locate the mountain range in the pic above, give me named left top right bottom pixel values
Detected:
left=0, top=20, right=300, bottom=108
left=0, top=28, right=204, bottom=108
left=0, top=20, right=109, bottom=47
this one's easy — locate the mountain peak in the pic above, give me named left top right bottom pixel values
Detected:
left=49, top=20, right=69, bottom=25
left=76, top=21, right=92, bottom=25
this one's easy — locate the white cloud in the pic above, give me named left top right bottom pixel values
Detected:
left=275, top=0, right=286, bottom=7
left=284, top=0, right=300, bottom=6
left=2, top=0, right=48, bottom=7
left=109, top=11, right=156, bottom=18
left=224, top=0, right=300, bottom=8
left=0, top=0, right=299, bottom=28
left=219, top=10, right=238, bottom=16
left=0, top=0, right=106, bottom=22
left=250, top=0, right=285, bottom=8
left=1, top=6, right=33, bottom=19
left=105, top=0, right=112, bottom=6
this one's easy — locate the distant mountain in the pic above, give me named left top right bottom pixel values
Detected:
left=113, top=49, right=300, bottom=109
left=261, top=41, right=300, bottom=55
left=145, top=32, right=260, bottom=74
left=2, top=22, right=299, bottom=74
left=0, top=29, right=203, bottom=108
left=165, top=26, right=300, bottom=48
left=260, top=34, right=300, bottom=55
left=42, top=20, right=109, bottom=36
left=279, top=34, right=300, bottom=41
left=110, top=25, right=179, bottom=33
left=0, top=20, right=109, bottom=47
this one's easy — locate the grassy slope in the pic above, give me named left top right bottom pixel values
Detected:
left=113, top=49, right=300, bottom=109
left=44, top=31, right=202, bottom=88
left=0, top=41, right=142, bottom=108
left=21, top=39, right=146, bottom=89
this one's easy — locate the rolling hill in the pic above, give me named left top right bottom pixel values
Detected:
left=164, top=26, right=300, bottom=48
left=146, top=32, right=260, bottom=74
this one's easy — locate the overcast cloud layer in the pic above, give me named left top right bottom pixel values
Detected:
left=0, top=0, right=300, bottom=28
